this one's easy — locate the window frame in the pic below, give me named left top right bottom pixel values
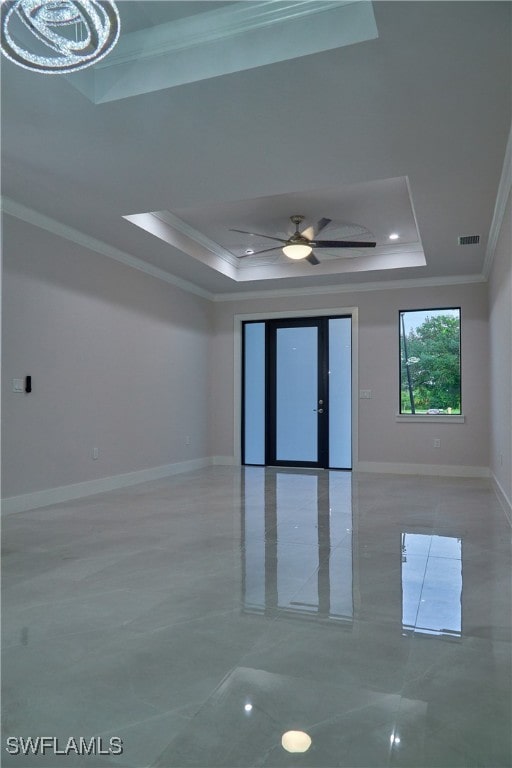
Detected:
left=398, top=306, right=462, bottom=419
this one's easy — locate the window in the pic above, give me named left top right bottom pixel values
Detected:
left=399, top=308, right=461, bottom=415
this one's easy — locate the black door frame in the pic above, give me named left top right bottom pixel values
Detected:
left=242, top=314, right=352, bottom=470
left=266, top=317, right=329, bottom=468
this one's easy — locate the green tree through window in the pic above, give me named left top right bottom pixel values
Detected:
left=400, top=309, right=461, bottom=414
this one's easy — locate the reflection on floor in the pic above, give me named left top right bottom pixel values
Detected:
left=2, top=467, right=511, bottom=767
left=243, top=471, right=353, bottom=622
left=401, top=533, right=462, bottom=637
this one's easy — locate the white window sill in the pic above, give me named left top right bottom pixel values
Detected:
left=396, top=414, right=465, bottom=423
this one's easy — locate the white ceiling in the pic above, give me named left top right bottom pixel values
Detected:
left=2, top=1, right=511, bottom=298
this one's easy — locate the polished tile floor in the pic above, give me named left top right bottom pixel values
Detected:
left=2, top=467, right=511, bottom=767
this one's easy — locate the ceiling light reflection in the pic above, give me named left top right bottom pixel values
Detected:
left=281, top=730, right=312, bottom=753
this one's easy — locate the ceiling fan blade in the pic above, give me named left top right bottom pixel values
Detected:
left=244, top=246, right=282, bottom=256
left=311, top=239, right=376, bottom=248
left=229, top=229, right=286, bottom=243
left=313, top=217, right=332, bottom=236
left=301, top=217, right=332, bottom=241
left=306, top=252, right=320, bottom=265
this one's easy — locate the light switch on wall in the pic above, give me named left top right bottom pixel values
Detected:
left=12, top=379, right=24, bottom=393
left=359, top=390, right=372, bottom=399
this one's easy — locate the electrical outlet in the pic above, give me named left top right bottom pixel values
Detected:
left=185, top=436, right=191, bottom=445
left=359, top=390, right=372, bottom=399
left=433, top=439, right=441, bottom=448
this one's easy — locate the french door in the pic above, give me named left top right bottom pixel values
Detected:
left=243, top=316, right=352, bottom=469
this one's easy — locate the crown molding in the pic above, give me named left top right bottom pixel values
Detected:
left=483, top=124, right=512, bottom=279
left=69, top=0, right=377, bottom=103
left=2, top=198, right=488, bottom=306
left=149, top=211, right=239, bottom=269
left=1, top=197, right=214, bottom=301
left=211, top=274, right=486, bottom=302
left=101, top=1, right=354, bottom=69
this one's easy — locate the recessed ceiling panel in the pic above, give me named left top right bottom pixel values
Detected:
left=124, top=177, right=426, bottom=283
left=69, top=0, right=378, bottom=103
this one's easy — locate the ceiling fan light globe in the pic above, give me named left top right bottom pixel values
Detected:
left=282, top=243, right=313, bottom=260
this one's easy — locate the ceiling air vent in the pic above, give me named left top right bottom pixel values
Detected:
left=458, top=235, right=480, bottom=245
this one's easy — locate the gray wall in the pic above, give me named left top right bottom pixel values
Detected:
left=2, top=216, right=212, bottom=499
left=488, top=190, right=512, bottom=509
left=2, top=213, right=496, bottom=505
left=211, top=282, right=489, bottom=472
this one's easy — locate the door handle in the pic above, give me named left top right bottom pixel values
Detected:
left=313, top=408, right=324, bottom=414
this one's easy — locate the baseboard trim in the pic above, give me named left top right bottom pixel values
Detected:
left=356, top=461, right=490, bottom=478
left=210, top=455, right=236, bottom=465
left=3, top=458, right=498, bottom=515
left=1, top=457, right=211, bottom=515
left=491, top=472, right=512, bottom=526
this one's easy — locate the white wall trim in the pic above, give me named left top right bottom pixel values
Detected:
left=213, top=274, right=486, bottom=302
left=1, top=197, right=214, bottom=301
left=356, top=461, right=490, bottom=478
left=491, top=472, right=512, bottom=526
left=1, top=458, right=211, bottom=515
left=395, top=414, right=465, bottom=424
left=483, top=124, right=512, bottom=279
left=233, top=307, right=359, bottom=469
left=3, top=458, right=501, bottom=515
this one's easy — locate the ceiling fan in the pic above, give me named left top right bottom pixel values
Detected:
left=230, top=215, right=376, bottom=265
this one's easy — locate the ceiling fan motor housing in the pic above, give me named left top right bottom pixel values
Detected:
left=288, top=215, right=310, bottom=245
left=288, top=232, right=311, bottom=246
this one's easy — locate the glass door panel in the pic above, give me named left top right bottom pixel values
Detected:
left=275, top=325, right=319, bottom=463
left=242, top=315, right=352, bottom=469
left=243, top=322, right=266, bottom=464
left=328, top=317, right=352, bottom=469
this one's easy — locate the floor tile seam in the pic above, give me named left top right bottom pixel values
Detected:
left=4, top=547, right=155, bottom=562
left=267, top=564, right=324, bottom=611
left=244, top=538, right=338, bottom=550
left=1, top=566, right=149, bottom=591
left=235, top=625, right=294, bottom=666
left=419, top=718, right=491, bottom=762
left=2, top=584, right=185, bottom=610
left=124, top=680, right=176, bottom=723
left=1, top=620, right=148, bottom=653
left=3, top=546, right=172, bottom=568
left=283, top=565, right=336, bottom=610
left=403, top=552, right=462, bottom=561
left=1, top=586, right=138, bottom=615
left=168, top=663, right=242, bottom=726
left=149, top=533, right=239, bottom=556
left=302, top=696, right=403, bottom=742
left=124, top=607, right=240, bottom=635
left=3, top=601, right=213, bottom=649
left=102, top=583, right=238, bottom=597
left=91, top=710, right=192, bottom=754
left=398, top=655, right=449, bottom=690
